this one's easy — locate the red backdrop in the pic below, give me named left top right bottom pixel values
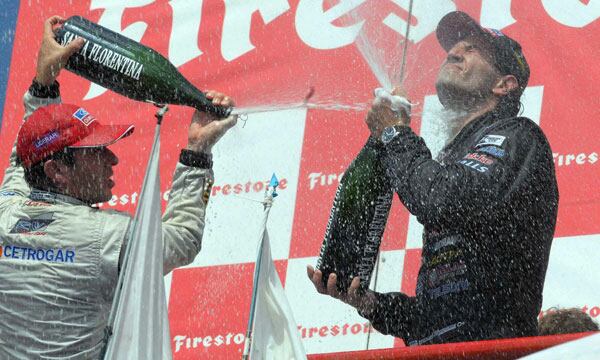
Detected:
left=1, top=1, right=599, bottom=358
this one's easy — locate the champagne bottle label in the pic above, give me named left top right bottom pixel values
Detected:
left=317, top=139, right=392, bottom=293
left=58, top=31, right=144, bottom=81
left=54, top=16, right=231, bottom=119
left=357, top=191, right=392, bottom=280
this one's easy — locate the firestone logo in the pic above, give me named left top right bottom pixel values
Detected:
left=84, top=0, right=456, bottom=99
left=85, top=0, right=600, bottom=99
left=308, top=171, right=344, bottom=190
left=96, top=178, right=288, bottom=208
left=173, top=333, right=245, bottom=353
left=553, top=152, right=598, bottom=167
left=210, top=178, right=288, bottom=196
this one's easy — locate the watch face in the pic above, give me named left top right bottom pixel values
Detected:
left=381, top=126, right=397, bottom=144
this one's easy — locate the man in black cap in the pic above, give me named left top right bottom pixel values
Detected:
left=308, top=11, right=559, bottom=345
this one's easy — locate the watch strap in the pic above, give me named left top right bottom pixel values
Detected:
left=179, top=149, right=213, bottom=169
left=29, top=78, right=60, bottom=98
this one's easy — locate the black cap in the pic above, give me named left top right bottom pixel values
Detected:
left=436, top=11, right=530, bottom=94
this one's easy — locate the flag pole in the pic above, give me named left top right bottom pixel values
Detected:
left=242, top=174, right=279, bottom=360
left=99, top=104, right=169, bottom=360
left=396, top=0, right=414, bottom=85
left=366, top=0, right=414, bottom=350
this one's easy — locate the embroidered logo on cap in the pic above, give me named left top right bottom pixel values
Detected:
left=34, top=130, right=60, bottom=149
left=73, top=108, right=95, bottom=126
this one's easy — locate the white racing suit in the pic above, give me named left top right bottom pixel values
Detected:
left=0, top=92, right=213, bottom=359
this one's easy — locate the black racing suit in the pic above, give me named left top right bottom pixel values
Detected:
left=361, top=111, right=558, bottom=345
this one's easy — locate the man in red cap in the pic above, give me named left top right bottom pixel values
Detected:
left=0, top=16, right=236, bottom=358
left=309, top=11, right=558, bottom=345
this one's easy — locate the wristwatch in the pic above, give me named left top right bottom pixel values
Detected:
left=381, top=125, right=400, bottom=145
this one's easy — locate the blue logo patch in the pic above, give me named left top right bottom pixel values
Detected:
left=73, top=108, right=95, bottom=126
left=476, top=134, right=506, bottom=148
left=73, top=108, right=89, bottom=121
left=0, top=244, right=75, bottom=263
left=428, top=279, right=470, bottom=299
left=10, top=213, right=54, bottom=234
left=477, top=146, right=506, bottom=158
left=34, top=130, right=60, bottom=149
left=0, top=191, right=16, bottom=197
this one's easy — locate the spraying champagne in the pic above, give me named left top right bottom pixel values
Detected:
left=55, top=16, right=231, bottom=118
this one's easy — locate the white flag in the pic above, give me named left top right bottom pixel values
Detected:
left=104, top=121, right=172, bottom=360
left=248, top=199, right=307, bottom=360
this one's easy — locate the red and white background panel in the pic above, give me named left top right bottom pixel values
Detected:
left=0, top=0, right=599, bottom=358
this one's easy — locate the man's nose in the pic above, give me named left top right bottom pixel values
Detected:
left=446, top=49, right=463, bottom=64
left=104, top=148, right=119, bottom=166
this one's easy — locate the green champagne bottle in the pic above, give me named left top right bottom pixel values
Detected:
left=55, top=16, right=231, bottom=118
left=316, top=137, right=393, bottom=293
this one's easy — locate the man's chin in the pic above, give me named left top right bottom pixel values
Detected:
left=89, top=192, right=114, bottom=206
left=99, top=192, right=114, bottom=204
left=435, top=79, right=453, bottom=104
left=436, top=87, right=457, bottom=109
left=436, top=81, right=472, bottom=111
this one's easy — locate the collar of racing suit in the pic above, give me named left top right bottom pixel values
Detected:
left=28, top=188, right=89, bottom=206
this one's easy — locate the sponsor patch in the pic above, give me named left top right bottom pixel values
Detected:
left=463, top=153, right=495, bottom=165
left=428, top=279, right=470, bottom=299
left=0, top=191, right=16, bottom=197
left=409, top=322, right=465, bottom=346
left=10, top=213, right=54, bottom=234
left=428, top=262, right=468, bottom=287
left=73, top=108, right=95, bottom=126
left=477, top=146, right=506, bottom=158
left=34, top=130, right=60, bottom=149
left=23, top=200, right=51, bottom=207
left=0, top=243, right=75, bottom=263
left=459, top=160, right=489, bottom=173
left=29, top=191, right=58, bottom=204
left=429, top=249, right=463, bottom=267
left=431, top=235, right=462, bottom=252
left=476, top=134, right=506, bottom=148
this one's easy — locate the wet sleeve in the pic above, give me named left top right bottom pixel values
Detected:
left=161, top=163, right=214, bottom=274
left=0, top=91, right=61, bottom=196
left=359, top=292, right=416, bottom=340
left=381, top=119, right=547, bottom=227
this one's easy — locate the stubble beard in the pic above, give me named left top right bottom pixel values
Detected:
left=434, top=77, right=473, bottom=142
left=436, top=75, right=490, bottom=113
left=434, top=69, right=499, bottom=142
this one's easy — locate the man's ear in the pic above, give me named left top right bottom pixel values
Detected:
left=492, top=74, right=519, bottom=97
left=43, top=159, right=70, bottom=189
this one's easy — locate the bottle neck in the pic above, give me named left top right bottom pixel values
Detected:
left=183, top=85, right=232, bottom=119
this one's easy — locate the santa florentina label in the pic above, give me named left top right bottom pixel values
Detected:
left=59, top=31, right=144, bottom=81
left=357, top=192, right=392, bottom=281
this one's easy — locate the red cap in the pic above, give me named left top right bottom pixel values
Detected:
left=17, top=103, right=134, bottom=168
